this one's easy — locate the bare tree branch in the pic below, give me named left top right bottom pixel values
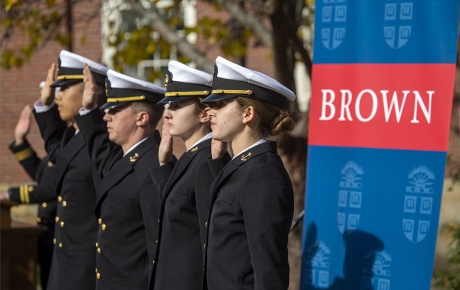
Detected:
left=212, top=0, right=273, bottom=48
left=129, top=1, right=214, bottom=72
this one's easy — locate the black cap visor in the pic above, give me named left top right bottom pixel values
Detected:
left=201, top=93, right=239, bottom=104
left=50, top=78, right=82, bottom=88
left=157, top=96, right=195, bottom=106
left=100, top=101, right=131, bottom=110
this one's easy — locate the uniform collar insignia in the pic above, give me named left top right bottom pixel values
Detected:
left=241, top=152, right=252, bottom=162
left=129, top=152, right=139, bottom=163
left=190, top=146, right=198, bottom=152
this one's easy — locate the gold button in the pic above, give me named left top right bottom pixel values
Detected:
left=205, top=221, right=208, bottom=228
left=96, top=273, right=100, bottom=280
left=102, top=224, right=106, bottom=231
left=152, top=260, right=155, bottom=264
left=36, top=217, right=42, bottom=223
left=155, top=240, right=158, bottom=244
left=97, top=248, right=101, bottom=254
left=57, top=196, right=62, bottom=202
left=55, top=216, right=60, bottom=222
left=59, top=243, right=63, bottom=248
left=95, top=268, right=98, bottom=273
left=60, top=221, right=64, bottom=227
left=203, top=243, right=206, bottom=249
left=96, top=242, right=99, bottom=247
left=157, top=219, right=160, bottom=223
left=42, top=202, right=47, bottom=208
left=53, top=238, right=56, bottom=244
left=62, top=201, right=67, bottom=207
left=98, top=218, right=102, bottom=224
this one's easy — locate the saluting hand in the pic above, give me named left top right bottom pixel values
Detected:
left=159, top=118, right=173, bottom=166
left=211, top=139, right=228, bottom=159
left=40, top=63, right=57, bottom=106
left=82, top=64, right=98, bottom=110
left=14, top=105, right=32, bottom=145
left=0, top=190, right=10, bottom=201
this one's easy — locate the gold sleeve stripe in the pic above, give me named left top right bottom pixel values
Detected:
left=14, top=147, right=34, bottom=161
left=19, top=185, right=30, bottom=204
left=106, top=96, right=146, bottom=102
left=57, top=75, right=83, bottom=80
left=164, top=91, right=210, bottom=97
left=211, top=89, right=253, bottom=95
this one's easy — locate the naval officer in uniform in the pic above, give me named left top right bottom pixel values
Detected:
left=33, top=50, right=107, bottom=290
left=75, top=65, right=165, bottom=290
left=5, top=103, right=57, bottom=289
left=202, top=56, right=296, bottom=290
left=151, top=61, right=228, bottom=290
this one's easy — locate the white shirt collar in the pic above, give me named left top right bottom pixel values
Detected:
left=124, top=137, right=148, bottom=157
left=232, top=139, right=267, bottom=160
left=187, top=133, right=212, bottom=152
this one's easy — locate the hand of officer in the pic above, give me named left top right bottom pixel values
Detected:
left=14, top=105, right=32, bottom=145
left=0, top=190, right=10, bottom=201
left=159, top=119, right=173, bottom=166
left=82, top=64, right=98, bottom=110
left=211, top=139, right=228, bottom=159
left=40, top=63, right=57, bottom=106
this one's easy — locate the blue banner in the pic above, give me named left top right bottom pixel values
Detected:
left=301, top=1, right=459, bottom=290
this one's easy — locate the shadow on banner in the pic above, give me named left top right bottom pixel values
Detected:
left=303, top=223, right=384, bottom=290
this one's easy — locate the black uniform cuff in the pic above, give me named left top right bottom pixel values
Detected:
left=9, top=140, right=35, bottom=162
left=8, top=185, right=34, bottom=204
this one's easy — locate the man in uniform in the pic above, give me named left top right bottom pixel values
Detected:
left=6, top=103, right=57, bottom=289
left=32, top=50, right=107, bottom=290
left=74, top=65, right=165, bottom=290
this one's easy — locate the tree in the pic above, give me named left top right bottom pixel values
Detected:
left=0, top=0, right=102, bottom=68
left=2, top=2, right=459, bottom=289
left=432, top=221, right=460, bottom=290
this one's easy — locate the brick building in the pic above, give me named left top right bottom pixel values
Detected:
left=0, top=0, right=104, bottom=186
left=0, top=0, right=282, bottom=187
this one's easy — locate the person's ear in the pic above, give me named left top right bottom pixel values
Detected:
left=242, top=106, right=255, bottom=124
left=200, top=107, right=211, bottom=123
left=136, top=111, right=149, bottom=126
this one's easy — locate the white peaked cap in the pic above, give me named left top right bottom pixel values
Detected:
left=59, top=50, right=108, bottom=75
left=107, top=70, right=165, bottom=92
left=168, top=60, right=213, bottom=85
left=101, top=69, right=165, bottom=110
left=158, top=60, right=213, bottom=105
left=202, top=56, right=296, bottom=109
left=52, top=50, right=108, bottom=87
left=215, top=56, right=296, bottom=102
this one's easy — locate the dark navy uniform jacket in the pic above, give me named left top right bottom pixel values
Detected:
left=8, top=140, right=57, bottom=289
left=30, top=105, right=99, bottom=290
left=8, top=139, right=58, bottom=226
left=75, top=109, right=162, bottom=290
left=206, top=141, right=294, bottom=290
left=151, top=138, right=225, bottom=290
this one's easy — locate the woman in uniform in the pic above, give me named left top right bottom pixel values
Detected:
left=152, top=60, right=229, bottom=290
left=202, top=56, right=296, bottom=290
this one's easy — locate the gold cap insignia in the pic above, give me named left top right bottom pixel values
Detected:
left=165, top=74, right=169, bottom=87
left=241, top=152, right=252, bottom=162
left=129, top=153, right=139, bottom=163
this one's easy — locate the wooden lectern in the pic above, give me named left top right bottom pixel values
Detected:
left=1, top=200, right=45, bottom=290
